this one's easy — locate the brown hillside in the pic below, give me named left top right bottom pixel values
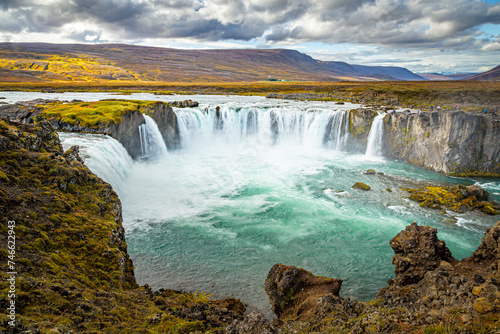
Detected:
left=0, top=43, right=421, bottom=83
left=468, top=65, right=500, bottom=81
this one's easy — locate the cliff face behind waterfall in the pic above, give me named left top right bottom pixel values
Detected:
left=0, top=100, right=180, bottom=159
left=382, top=111, right=500, bottom=176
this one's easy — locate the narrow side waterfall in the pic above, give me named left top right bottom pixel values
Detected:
left=365, top=113, right=385, bottom=157
left=174, top=106, right=349, bottom=150
left=139, top=115, right=168, bottom=158
left=58, top=132, right=133, bottom=195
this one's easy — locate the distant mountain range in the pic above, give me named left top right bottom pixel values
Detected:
left=0, top=43, right=497, bottom=83
left=417, top=73, right=478, bottom=81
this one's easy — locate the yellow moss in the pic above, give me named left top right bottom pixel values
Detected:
left=352, top=182, right=371, bottom=191
left=41, top=100, right=157, bottom=128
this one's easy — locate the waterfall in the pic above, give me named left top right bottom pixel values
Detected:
left=139, top=115, right=168, bottom=159
left=365, top=113, right=385, bottom=157
left=174, top=106, right=349, bottom=150
left=58, top=132, right=133, bottom=195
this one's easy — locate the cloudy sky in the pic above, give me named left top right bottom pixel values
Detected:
left=1, top=0, right=499, bottom=73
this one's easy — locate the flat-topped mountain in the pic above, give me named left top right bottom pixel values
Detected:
left=0, top=42, right=426, bottom=83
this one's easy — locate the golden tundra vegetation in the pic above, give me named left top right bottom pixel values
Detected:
left=1, top=81, right=500, bottom=114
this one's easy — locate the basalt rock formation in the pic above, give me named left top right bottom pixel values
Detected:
left=265, top=264, right=343, bottom=322
left=265, top=221, right=500, bottom=333
left=383, top=110, right=500, bottom=176
left=0, top=119, right=244, bottom=333
left=0, top=100, right=181, bottom=159
left=346, top=108, right=378, bottom=153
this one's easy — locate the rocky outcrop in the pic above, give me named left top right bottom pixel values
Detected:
left=0, top=119, right=244, bottom=333
left=0, top=100, right=182, bottom=159
left=465, top=221, right=500, bottom=272
left=263, top=222, right=500, bottom=333
left=352, top=182, right=371, bottom=191
left=143, top=102, right=181, bottom=150
left=383, top=110, right=500, bottom=176
left=405, top=184, right=499, bottom=215
left=107, top=109, right=145, bottom=158
left=346, top=108, right=378, bottom=152
left=170, top=99, right=199, bottom=108
left=388, top=222, right=456, bottom=286
left=225, top=312, right=277, bottom=334
left=265, top=263, right=342, bottom=321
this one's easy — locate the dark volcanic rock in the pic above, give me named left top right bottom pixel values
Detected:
left=463, top=185, right=489, bottom=201
left=466, top=221, right=500, bottom=271
left=170, top=99, right=199, bottom=108
left=0, top=100, right=181, bottom=159
left=107, top=110, right=145, bottom=159
left=389, top=222, right=456, bottom=286
left=383, top=110, right=500, bottom=176
left=145, top=102, right=180, bottom=150
left=225, top=312, right=277, bottom=334
left=345, top=108, right=378, bottom=153
left=265, top=263, right=342, bottom=321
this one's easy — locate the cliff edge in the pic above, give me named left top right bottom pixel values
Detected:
left=0, top=119, right=244, bottom=333
left=383, top=110, right=500, bottom=176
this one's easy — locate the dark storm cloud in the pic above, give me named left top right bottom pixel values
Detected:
left=0, top=0, right=499, bottom=52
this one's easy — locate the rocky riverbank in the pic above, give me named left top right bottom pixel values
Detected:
left=257, top=222, right=500, bottom=333
left=1, top=118, right=499, bottom=333
left=0, top=119, right=244, bottom=333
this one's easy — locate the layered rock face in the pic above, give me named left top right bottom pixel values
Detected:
left=346, top=108, right=378, bottom=152
left=0, top=100, right=181, bottom=159
left=383, top=111, right=500, bottom=176
left=144, top=102, right=181, bottom=150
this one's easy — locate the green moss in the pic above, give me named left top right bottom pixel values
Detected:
left=352, top=182, right=371, bottom=191
left=405, top=185, right=498, bottom=215
left=0, top=170, right=9, bottom=181
left=41, top=100, right=157, bottom=128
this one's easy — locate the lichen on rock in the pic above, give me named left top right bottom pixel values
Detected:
left=352, top=182, right=371, bottom=191
left=405, top=184, right=499, bottom=215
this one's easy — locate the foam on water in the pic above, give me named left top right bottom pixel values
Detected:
left=54, top=94, right=500, bottom=318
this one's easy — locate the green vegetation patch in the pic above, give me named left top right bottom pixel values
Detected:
left=41, top=99, right=158, bottom=128
left=404, top=185, right=499, bottom=215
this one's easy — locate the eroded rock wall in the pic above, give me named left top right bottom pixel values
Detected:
left=383, top=111, right=500, bottom=176
left=0, top=101, right=181, bottom=159
left=346, top=108, right=378, bottom=153
left=144, top=102, right=181, bottom=150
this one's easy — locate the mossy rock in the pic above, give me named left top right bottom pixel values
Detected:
left=0, top=119, right=245, bottom=333
left=405, top=184, right=498, bottom=215
left=352, top=182, right=371, bottom=191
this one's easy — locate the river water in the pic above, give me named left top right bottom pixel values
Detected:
left=3, top=92, right=499, bottom=317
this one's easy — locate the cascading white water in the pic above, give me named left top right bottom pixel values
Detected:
left=139, top=115, right=168, bottom=158
left=58, top=132, right=133, bottom=196
left=365, top=113, right=386, bottom=157
left=174, top=106, right=350, bottom=150
left=53, top=94, right=499, bottom=321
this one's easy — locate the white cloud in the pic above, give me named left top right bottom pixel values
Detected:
left=0, top=0, right=498, bottom=72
